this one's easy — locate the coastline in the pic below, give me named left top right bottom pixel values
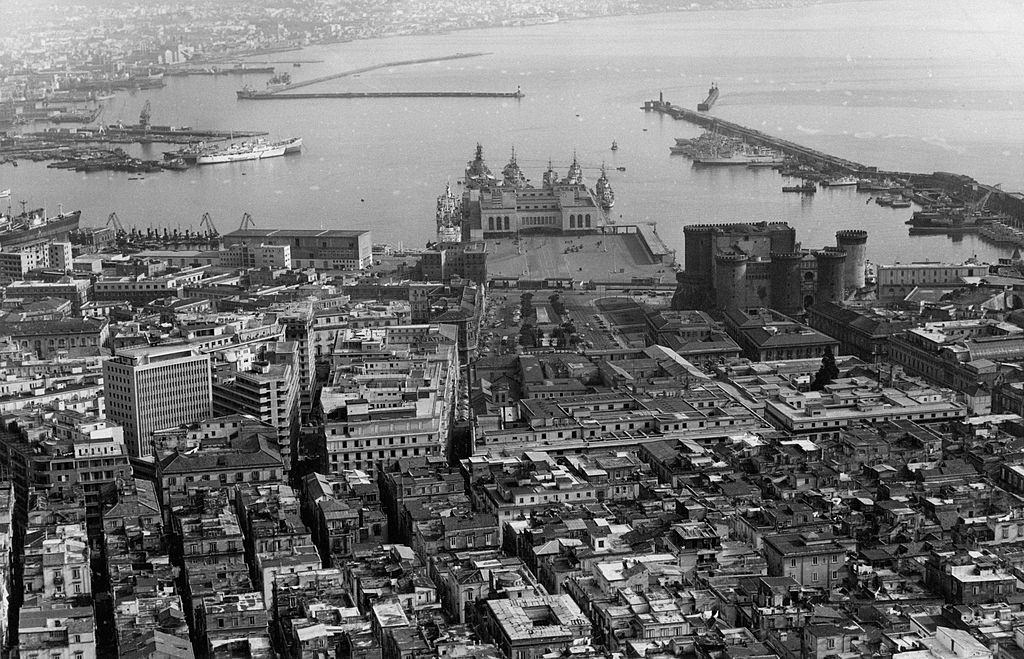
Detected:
left=192, top=0, right=885, bottom=66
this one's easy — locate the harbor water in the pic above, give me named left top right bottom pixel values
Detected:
left=3, top=0, right=1024, bottom=266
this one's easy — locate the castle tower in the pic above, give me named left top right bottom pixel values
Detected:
left=814, top=248, right=847, bottom=304
left=769, top=252, right=804, bottom=316
left=836, top=230, right=868, bottom=290
left=767, top=223, right=797, bottom=254
left=683, top=225, right=719, bottom=283
left=714, top=252, right=748, bottom=311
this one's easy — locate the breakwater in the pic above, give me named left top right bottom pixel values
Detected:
left=238, top=89, right=524, bottom=100
left=249, top=52, right=489, bottom=96
left=644, top=96, right=866, bottom=172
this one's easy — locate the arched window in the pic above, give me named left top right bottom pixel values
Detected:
left=569, top=216, right=575, bottom=228
left=504, top=217, right=510, bottom=230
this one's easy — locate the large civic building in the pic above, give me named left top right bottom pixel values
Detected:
left=674, top=222, right=868, bottom=314
left=103, top=344, right=213, bottom=459
left=455, top=146, right=613, bottom=239
left=222, top=228, right=373, bottom=270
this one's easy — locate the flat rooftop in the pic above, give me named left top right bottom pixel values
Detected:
left=224, top=228, right=369, bottom=239
left=486, top=233, right=673, bottom=283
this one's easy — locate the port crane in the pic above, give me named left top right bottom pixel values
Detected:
left=105, top=212, right=125, bottom=233
left=239, top=212, right=255, bottom=230
left=199, top=212, right=219, bottom=237
left=973, top=184, right=1001, bottom=213
left=139, top=100, right=151, bottom=129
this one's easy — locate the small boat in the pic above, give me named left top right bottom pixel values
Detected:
left=616, top=166, right=626, bottom=172
left=822, top=175, right=858, bottom=187
left=610, top=141, right=618, bottom=151
left=890, top=198, right=911, bottom=208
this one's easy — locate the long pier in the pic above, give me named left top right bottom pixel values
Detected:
left=643, top=96, right=866, bottom=172
left=239, top=89, right=524, bottom=100
left=642, top=95, right=1024, bottom=225
left=260, top=52, right=489, bottom=95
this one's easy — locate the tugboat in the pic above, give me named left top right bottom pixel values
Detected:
left=610, top=140, right=618, bottom=151
left=782, top=181, right=816, bottom=194
left=159, top=157, right=189, bottom=171
left=596, top=164, right=615, bottom=210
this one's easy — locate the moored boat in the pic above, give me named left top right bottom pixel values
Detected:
left=195, top=137, right=302, bottom=165
left=822, top=175, right=858, bottom=187
left=782, top=181, right=816, bottom=194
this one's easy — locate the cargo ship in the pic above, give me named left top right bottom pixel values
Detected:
left=0, top=204, right=81, bottom=249
left=194, top=137, right=302, bottom=165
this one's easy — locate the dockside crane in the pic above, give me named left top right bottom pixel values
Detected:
left=106, top=212, right=128, bottom=243
left=239, top=212, right=255, bottom=230
left=973, top=183, right=1001, bottom=213
left=139, top=100, right=151, bottom=129
left=199, top=212, right=219, bottom=238
left=105, top=212, right=125, bottom=233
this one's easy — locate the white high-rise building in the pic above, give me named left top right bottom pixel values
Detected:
left=103, top=344, right=212, bottom=459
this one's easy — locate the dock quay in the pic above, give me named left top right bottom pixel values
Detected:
left=486, top=225, right=677, bottom=291
left=0, top=126, right=269, bottom=165
left=644, top=96, right=866, bottom=172
left=238, top=89, right=524, bottom=100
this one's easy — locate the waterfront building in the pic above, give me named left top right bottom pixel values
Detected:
left=218, top=242, right=292, bottom=270
left=222, top=228, right=373, bottom=270
left=459, top=147, right=609, bottom=238
left=877, top=262, right=990, bottom=300
left=103, top=344, right=213, bottom=459
left=0, top=239, right=72, bottom=279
